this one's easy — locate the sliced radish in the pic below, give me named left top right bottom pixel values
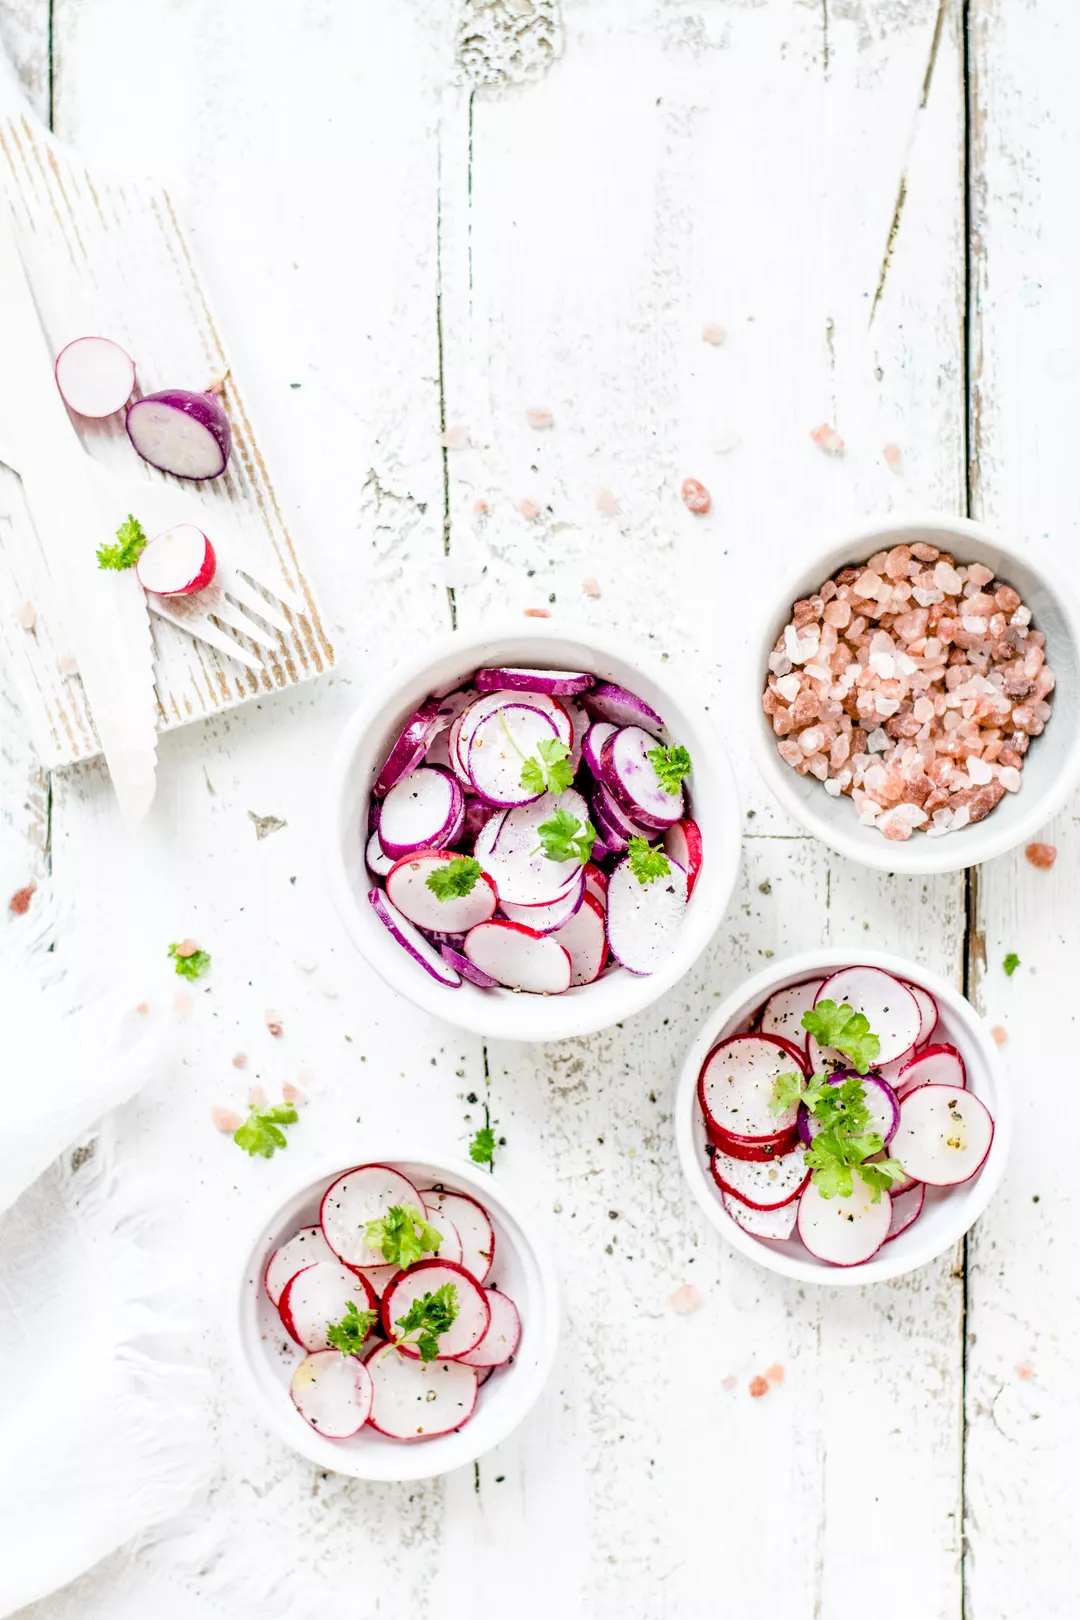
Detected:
left=707, top=1121, right=800, bottom=1162
left=385, top=850, right=498, bottom=933
left=457, top=1289, right=521, bottom=1367
left=797, top=1071, right=900, bottom=1147
left=381, top=1259, right=490, bottom=1360
left=710, top=1143, right=809, bottom=1209
left=439, top=943, right=499, bottom=988
left=757, top=978, right=823, bottom=1048
left=583, top=862, right=609, bottom=909
left=564, top=697, right=587, bottom=772
left=375, top=700, right=446, bottom=796
left=417, top=1210, right=463, bottom=1267
left=581, top=721, right=617, bottom=777
left=321, top=1163, right=426, bottom=1268
left=797, top=1179, right=893, bottom=1266
left=365, top=828, right=395, bottom=878
left=813, top=966, right=922, bottom=1066
left=606, top=853, right=687, bottom=975
left=895, top=1042, right=966, bottom=1100
left=599, top=727, right=684, bottom=831
left=590, top=788, right=630, bottom=854
left=892, top=1085, right=994, bottom=1186
left=368, top=888, right=462, bottom=987
left=662, top=818, right=703, bottom=897
left=458, top=690, right=572, bottom=766
left=721, top=1190, right=798, bottom=1241
left=264, top=1225, right=337, bottom=1307
left=135, top=523, right=216, bottom=595
left=593, top=780, right=653, bottom=842
left=55, top=335, right=135, bottom=418
left=904, top=981, right=939, bottom=1045
left=463, top=919, right=572, bottom=994
left=365, top=1341, right=478, bottom=1440
left=475, top=666, right=594, bottom=697
left=698, top=1034, right=809, bottom=1138
left=581, top=681, right=663, bottom=736
left=357, top=1262, right=398, bottom=1299
left=467, top=702, right=561, bottom=806
left=279, top=1262, right=379, bottom=1352
left=379, top=768, right=464, bottom=861
left=885, top=1182, right=925, bottom=1241
left=126, top=388, right=231, bottom=480
left=474, top=789, right=590, bottom=906
left=420, top=1189, right=495, bottom=1281
left=500, top=874, right=584, bottom=934
left=291, top=1349, right=374, bottom=1439
left=550, top=891, right=609, bottom=986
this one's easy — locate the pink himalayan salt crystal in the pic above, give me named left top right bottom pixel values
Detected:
left=17, top=601, right=35, bottom=631
left=524, top=607, right=551, bottom=618
left=265, top=1008, right=284, bottom=1036
left=525, top=407, right=554, bottom=430
left=282, top=1079, right=307, bottom=1106
left=991, top=1025, right=1007, bottom=1046
left=136, top=1001, right=149, bottom=1015
left=441, top=423, right=469, bottom=449
left=721, top=1374, right=738, bottom=1392
left=249, top=1083, right=269, bottom=1110
left=519, top=498, right=541, bottom=520
left=670, top=1283, right=702, bottom=1316
left=173, top=992, right=192, bottom=1016
left=473, top=498, right=489, bottom=515
left=596, top=487, right=617, bottom=515
left=232, top=1052, right=248, bottom=1069
left=681, top=478, right=711, bottom=515
left=765, top=1363, right=785, bottom=1384
left=883, top=443, right=902, bottom=472
left=581, top=576, right=602, bottom=598
left=749, top=1376, right=770, bottom=1399
left=57, top=653, right=79, bottom=676
left=173, top=938, right=201, bottom=958
left=810, top=422, right=844, bottom=456
left=212, top=1105, right=243, bottom=1133
left=702, top=323, right=726, bottom=345
left=1025, top=841, right=1057, bottom=870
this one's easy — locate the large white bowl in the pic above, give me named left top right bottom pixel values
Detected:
left=228, top=1150, right=560, bottom=1480
left=674, top=948, right=1009, bottom=1285
left=327, top=620, right=740, bottom=1040
left=750, top=512, right=1080, bottom=873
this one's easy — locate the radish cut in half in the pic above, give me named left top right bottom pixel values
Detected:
left=440, top=943, right=500, bottom=988
left=278, top=1262, right=379, bottom=1353
left=599, top=727, right=684, bottom=831
left=581, top=681, right=663, bottom=736
left=893, top=1085, right=994, bottom=1186
left=457, top=1289, right=521, bottom=1367
left=135, top=523, right=216, bottom=595
left=291, top=1349, right=374, bottom=1438
left=895, top=1042, right=966, bottom=1100
left=885, top=1182, right=925, bottom=1242
left=365, top=829, right=395, bottom=878
left=126, top=388, right=231, bottom=479
left=757, top=978, right=824, bottom=1047
left=606, top=854, right=687, bottom=975
left=264, top=1225, right=337, bottom=1307
left=710, top=1144, right=809, bottom=1210
left=814, top=966, right=922, bottom=1066
left=463, top=919, right=572, bottom=994
left=421, top=1189, right=495, bottom=1281
left=321, top=1163, right=426, bottom=1268
left=375, top=700, right=446, bottom=797
left=467, top=703, right=560, bottom=806
left=797, top=1070, right=900, bottom=1147
left=797, top=1179, right=893, bottom=1266
left=379, top=768, right=464, bottom=860
left=475, top=666, right=595, bottom=697
left=550, top=891, right=609, bottom=986
left=707, top=1121, right=800, bottom=1162
left=663, top=818, right=703, bottom=897
left=386, top=851, right=498, bottom=933
left=380, top=1259, right=490, bottom=1359
left=365, top=1342, right=478, bottom=1440
left=474, top=789, right=589, bottom=906
left=55, top=335, right=135, bottom=417
left=500, top=874, right=584, bottom=934
left=698, top=1033, right=809, bottom=1138
left=581, top=720, right=617, bottom=778
left=721, top=1190, right=797, bottom=1241
left=904, top=981, right=939, bottom=1046
left=368, top=888, right=462, bottom=988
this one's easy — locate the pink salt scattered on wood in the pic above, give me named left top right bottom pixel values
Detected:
left=810, top=423, right=844, bottom=456
left=1025, top=841, right=1057, bottom=870
left=232, top=1052, right=248, bottom=1069
left=680, top=478, right=711, bottom=515
left=749, top=1376, right=770, bottom=1398
left=581, top=576, right=601, bottom=598
left=249, top=1083, right=269, bottom=1109
left=883, top=443, right=902, bottom=472
left=596, top=487, right=617, bottom=516
left=525, top=407, right=553, bottom=429
left=441, top=423, right=469, bottom=449
left=669, top=1283, right=702, bottom=1316
left=524, top=607, right=551, bottom=618
left=991, top=1024, right=1007, bottom=1046
left=212, top=1105, right=243, bottom=1133
left=17, top=601, right=35, bottom=631
left=702, top=323, right=726, bottom=345
left=518, top=498, right=541, bottom=520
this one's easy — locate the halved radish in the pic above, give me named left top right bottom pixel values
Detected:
left=457, top=1288, right=521, bottom=1367
left=463, top=919, right=572, bottom=994
left=321, top=1163, right=426, bottom=1268
left=581, top=721, right=617, bottom=777
left=581, top=681, right=663, bottom=736
left=606, top=853, right=687, bottom=975
left=892, top=1085, right=994, bottom=1186
left=474, top=790, right=589, bottom=907
left=599, top=727, right=683, bottom=831
left=291, top=1349, right=374, bottom=1438
left=421, top=1189, right=495, bottom=1282
left=662, top=818, right=703, bottom=896
left=550, top=891, right=609, bottom=986
left=797, top=1179, right=893, bottom=1266
left=386, top=851, right=498, bottom=933
left=813, top=966, right=922, bottom=1066
left=55, top=335, right=135, bottom=417
left=904, top=981, right=939, bottom=1045
left=709, top=1143, right=810, bottom=1210
left=126, top=388, right=232, bottom=479
left=135, top=523, right=216, bottom=595
left=721, top=1190, right=798, bottom=1241
left=885, top=1182, right=925, bottom=1242
left=500, top=874, right=584, bottom=934
left=375, top=700, right=446, bottom=797
left=379, top=767, right=464, bottom=860
left=797, top=1071, right=900, bottom=1147
left=467, top=702, right=561, bottom=806
left=381, top=1258, right=490, bottom=1360
left=365, top=1341, right=478, bottom=1440
left=279, top=1262, right=379, bottom=1352
left=264, top=1225, right=337, bottom=1307
left=365, top=828, right=395, bottom=878
left=583, top=861, right=609, bottom=909
left=698, top=1033, right=808, bottom=1139
left=757, top=978, right=824, bottom=1047
left=367, top=888, right=462, bottom=987
left=475, top=666, right=595, bottom=697
left=707, top=1121, right=800, bottom=1162
left=895, top=1042, right=966, bottom=1100
left=439, top=943, right=499, bottom=988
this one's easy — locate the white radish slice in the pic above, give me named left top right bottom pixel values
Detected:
left=885, top=1182, right=925, bottom=1241
left=707, top=1121, right=799, bottom=1162
left=797, top=1179, right=893, bottom=1266
left=581, top=681, right=663, bottom=735
left=291, top=1349, right=374, bottom=1438
left=264, top=1225, right=337, bottom=1307
left=375, top=700, right=447, bottom=796
left=474, top=789, right=590, bottom=906
left=463, top=919, right=572, bottom=994
left=581, top=720, right=617, bottom=777
left=797, top=1071, right=900, bottom=1147
left=278, top=1262, right=379, bottom=1352
left=379, top=768, right=464, bottom=860
left=467, top=703, right=561, bottom=806
left=321, top=1162, right=426, bottom=1268
left=126, top=388, right=231, bottom=479
left=439, top=942, right=499, bottom=988
left=593, top=781, right=653, bottom=842
left=662, top=817, right=703, bottom=897
left=583, top=861, right=609, bottom=909
left=458, top=690, right=572, bottom=768
left=365, top=828, right=395, bottom=878
left=606, top=854, right=688, bottom=976
left=457, top=1289, right=521, bottom=1367
left=904, top=981, right=939, bottom=1045
left=54, top=335, right=135, bottom=417
left=590, top=788, right=630, bottom=854
left=365, top=1342, right=478, bottom=1440
left=475, top=666, right=595, bottom=697
left=380, top=1259, right=490, bottom=1359
left=368, top=888, right=462, bottom=988
left=550, top=891, right=609, bottom=986
left=563, top=697, right=587, bottom=772
left=357, top=1262, right=398, bottom=1299
left=135, top=523, right=216, bottom=595
left=386, top=851, right=498, bottom=933
left=698, top=1033, right=809, bottom=1138
left=420, top=1189, right=495, bottom=1281
left=814, top=966, right=922, bottom=1066
left=500, top=874, right=584, bottom=934
left=709, top=1144, right=809, bottom=1210
left=600, top=726, right=684, bottom=830
left=892, top=1085, right=994, bottom=1186
left=757, top=978, right=824, bottom=1047
left=721, top=1190, right=798, bottom=1241
left=895, top=1042, right=967, bottom=1100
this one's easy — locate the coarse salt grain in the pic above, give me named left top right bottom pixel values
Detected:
left=681, top=478, right=711, bottom=515
left=212, top=1106, right=243, bottom=1133
left=810, top=423, right=844, bottom=456
left=441, top=423, right=469, bottom=449
left=670, top=1284, right=702, bottom=1316
left=581, top=576, right=601, bottom=598
left=1025, top=841, right=1057, bottom=869
left=702, top=323, right=726, bottom=345
left=991, top=1025, right=1007, bottom=1046
left=883, top=443, right=902, bottom=471
left=518, top=498, right=541, bottom=520
left=596, top=487, right=617, bottom=515
left=17, top=601, right=35, bottom=631
left=525, top=407, right=553, bottom=430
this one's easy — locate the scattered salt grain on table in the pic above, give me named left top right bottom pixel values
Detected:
left=1025, top=841, right=1057, bottom=870
left=17, top=601, right=35, bottom=631
left=749, top=1376, right=770, bottom=1398
left=249, top=1084, right=269, bottom=1110
left=56, top=653, right=78, bottom=676
left=883, top=443, right=902, bottom=472
left=518, top=498, right=541, bottom=520
left=441, top=423, right=469, bottom=449
left=681, top=478, right=711, bottom=515
left=810, top=423, right=844, bottom=455
left=581, top=576, right=601, bottom=598
left=173, top=992, right=192, bottom=1016
left=282, top=1079, right=307, bottom=1105
left=265, top=1009, right=284, bottom=1037
left=525, top=407, right=553, bottom=429
left=136, top=1002, right=149, bottom=1015
left=669, top=1283, right=702, bottom=1316
left=702, top=323, right=726, bottom=345
left=524, top=607, right=551, bottom=619
left=991, top=1024, right=1007, bottom=1046
left=232, top=1052, right=248, bottom=1069
left=765, top=1363, right=785, bottom=1385
left=721, top=1374, right=737, bottom=1392
left=473, top=498, right=489, bottom=515
left=596, top=487, right=617, bottom=515
left=8, top=884, right=35, bottom=915
left=212, top=1105, right=243, bottom=1133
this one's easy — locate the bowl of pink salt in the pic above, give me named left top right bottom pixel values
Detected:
left=751, top=513, right=1080, bottom=874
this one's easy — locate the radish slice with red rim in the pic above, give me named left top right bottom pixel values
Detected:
left=367, top=888, right=462, bottom=987
left=581, top=681, right=663, bottom=735
left=550, top=891, right=609, bottom=986
left=291, top=1349, right=374, bottom=1438
left=467, top=703, right=561, bottom=806
left=500, top=874, right=585, bottom=934
left=885, top=1182, right=925, bottom=1241
left=439, top=943, right=500, bottom=988
left=904, top=981, right=939, bottom=1045
left=456, top=1289, right=521, bottom=1367
left=365, top=828, right=395, bottom=878
left=386, top=851, right=498, bottom=933
left=709, top=1143, right=809, bottom=1210
left=756, top=977, right=823, bottom=1048
left=463, top=795, right=501, bottom=846
left=135, top=524, right=216, bottom=596
left=463, top=920, right=572, bottom=993
left=375, top=700, right=447, bottom=796
left=380, top=1259, right=490, bottom=1359
left=278, top=1262, right=379, bottom=1352
left=797, top=1070, right=900, bottom=1147
left=379, top=768, right=464, bottom=860
left=606, top=854, right=687, bottom=975
left=797, top=1179, right=893, bottom=1266
left=264, top=1225, right=337, bottom=1307
left=895, top=1042, right=966, bottom=1099
left=590, top=788, right=630, bottom=854
left=599, top=727, right=684, bottom=831
left=721, top=1190, right=798, bottom=1241
left=581, top=721, right=617, bottom=777
left=126, top=388, right=231, bottom=479
left=813, top=966, right=922, bottom=1066
left=420, top=1189, right=495, bottom=1281
left=892, top=1085, right=994, bottom=1186
left=582, top=862, right=608, bottom=909
left=475, top=667, right=595, bottom=697
left=55, top=335, right=135, bottom=418
left=662, top=818, right=703, bottom=897
left=707, top=1120, right=800, bottom=1162
left=564, top=697, right=587, bottom=772
left=473, top=789, right=590, bottom=906
left=458, top=690, right=572, bottom=765
left=320, top=1162, right=426, bottom=1268
left=698, top=1033, right=809, bottom=1138
left=365, top=1342, right=478, bottom=1440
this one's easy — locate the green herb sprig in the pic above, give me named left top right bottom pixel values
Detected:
left=469, top=1126, right=496, bottom=1167
left=535, top=808, right=595, bottom=865
left=364, top=1204, right=443, bottom=1270
left=520, top=737, right=575, bottom=797
left=647, top=743, right=691, bottom=795
left=627, top=835, right=671, bottom=886
left=326, top=1299, right=377, bottom=1355
left=168, top=942, right=211, bottom=981
left=97, top=514, right=147, bottom=571
left=426, top=856, right=483, bottom=901
left=233, top=1102, right=298, bottom=1159
left=1003, top=952, right=1020, bottom=977
left=393, top=1281, right=459, bottom=1362
left=801, top=1000, right=880, bottom=1075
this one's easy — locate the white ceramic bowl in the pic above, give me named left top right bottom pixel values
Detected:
left=750, top=512, right=1080, bottom=873
left=228, top=1150, right=560, bottom=1480
left=327, top=620, right=740, bottom=1040
left=674, top=948, right=1009, bottom=1285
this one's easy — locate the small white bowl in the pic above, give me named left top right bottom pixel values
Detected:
left=327, top=620, right=740, bottom=1041
left=750, top=512, right=1080, bottom=873
left=674, top=947, right=1009, bottom=1286
left=227, top=1150, right=560, bottom=1480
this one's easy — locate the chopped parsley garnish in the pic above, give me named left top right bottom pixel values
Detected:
left=364, top=1203, right=443, bottom=1270
left=469, top=1126, right=496, bottom=1167
left=168, top=942, right=211, bottom=980
left=1003, top=952, right=1020, bottom=977
left=393, top=1281, right=459, bottom=1362
left=535, top=807, right=595, bottom=865
left=426, top=856, right=482, bottom=901
left=768, top=1029, right=907, bottom=1201
left=96, top=513, right=147, bottom=571
left=647, top=743, right=691, bottom=794
left=801, top=1000, right=880, bottom=1075
left=627, top=834, right=671, bottom=886
left=520, top=736, right=575, bottom=797
left=233, top=1102, right=298, bottom=1158
left=325, top=1299, right=377, bottom=1355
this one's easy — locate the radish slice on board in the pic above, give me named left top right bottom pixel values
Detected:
left=797, top=1071, right=900, bottom=1147
left=126, top=388, right=231, bottom=479
left=365, top=1342, right=478, bottom=1440
left=457, top=1288, right=521, bottom=1367
left=463, top=919, right=572, bottom=993
left=365, top=828, right=395, bottom=878
left=599, top=727, right=684, bottom=831
left=54, top=335, right=135, bottom=417
left=757, top=978, right=823, bottom=1048
left=698, top=1034, right=809, bottom=1138
left=892, top=1085, right=994, bottom=1186
left=386, top=851, right=498, bottom=933
left=885, top=1182, right=925, bottom=1241
left=500, top=874, right=584, bottom=934
left=797, top=1179, right=893, bottom=1266
left=367, top=888, right=462, bottom=987
left=278, top=1262, right=379, bottom=1352
left=707, top=1121, right=800, bottom=1162
left=581, top=681, right=663, bottom=736
left=721, top=1190, right=798, bottom=1241
left=813, top=966, right=922, bottom=1066
left=264, top=1225, right=337, bottom=1307
left=135, top=523, right=216, bottom=595
left=375, top=700, right=446, bottom=797
left=467, top=703, right=561, bottom=806
left=606, top=854, right=687, bottom=975
left=581, top=720, right=617, bottom=777
left=420, top=1189, right=495, bottom=1282
left=380, top=1259, right=491, bottom=1359
left=662, top=818, right=703, bottom=896
left=379, top=768, right=464, bottom=860
left=709, top=1144, right=810, bottom=1210
left=291, top=1349, right=374, bottom=1438
left=439, top=943, right=500, bottom=988
left=550, top=891, right=609, bottom=986
left=583, top=862, right=609, bottom=909
left=474, top=789, right=590, bottom=906
left=894, top=1042, right=966, bottom=1100
left=904, top=981, right=939, bottom=1045
left=475, top=666, right=595, bottom=697
left=321, top=1163, right=426, bottom=1268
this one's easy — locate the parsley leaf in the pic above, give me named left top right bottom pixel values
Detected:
left=233, top=1102, right=298, bottom=1158
left=426, top=856, right=482, bottom=901
left=393, top=1281, right=459, bottom=1362
left=647, top=743, right=692, bottom=795
left=801, top=1000, right=880, bottom=1074
left=802, top=1131, right=856, bottom=1199
left=535, top=807, right=596, bottom=865
left=857, top=1157, right=909, bottom=1202
left=627, top=835, right=672, bottom=886
left=168, top=942, right=211, bottom=981
left=803, top=1072, right=872, bottom=1135
left=97, top=513, right=148, bottom=571
left=796, top=1069, right=909, bottom=1200
left=768, top=1070, right=805, bottom=1118
left=520, top=736, right=575, bottom=797
left=1003, top=952, right=1020, bottom=977
left=325, top=1299, right=377, bottom=1355
left=469, top=1126, right=496, bottom=1166
left=364, top=1203, right=443, bottom=1270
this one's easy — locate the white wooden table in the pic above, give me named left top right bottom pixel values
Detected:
left=1, top=3, right=1074, bottom=1616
